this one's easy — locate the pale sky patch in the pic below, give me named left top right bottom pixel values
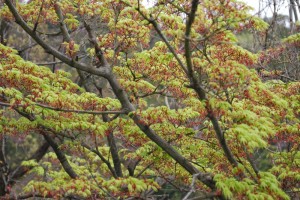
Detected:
left=241, top=0, right=289, bottom=17
left=142, top=0, right=290, bottom=17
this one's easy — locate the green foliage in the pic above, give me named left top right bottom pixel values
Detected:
left=282, top=33, right=300, bottom=44
left=215, top=171, right=289, bottom=200
left=0, top=0, right=299, bottom=199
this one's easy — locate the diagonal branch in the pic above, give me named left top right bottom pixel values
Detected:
left=7, top=105, right=78, bottom=180
left=35, top=60, right=63, bottom=65
left=132, top=0, right=188, bottom=75
left=83, top=20, right=109, bottom=67
left=182, top=173, right=200, bottom=200
left=104, top=49, right=219, bottom=192
left=32, top=0, right=45, bottom=32
left=43, top=133, right=78, bottom=179
left=54, top=4, right=71, bottom=42
left=17, top=42, right=38, bottom=54
left=166, top=0, right=190, bottom=15
left=4, top=0, right=109, bottom=77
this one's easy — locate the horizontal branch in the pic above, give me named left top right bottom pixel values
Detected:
left=35, top=60, right=63, bottom=65
left=0, top=101, right=125, bottom=115
left=8, top=193, right=52, bottom=200
left=36, top=30, right=61, bottom=36
left=8, top=192, right=82, bottom=199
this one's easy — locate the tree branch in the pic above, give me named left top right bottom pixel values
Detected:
left=43, top=133, right=78, bottom=179
left=132, top=1, right=188, bottom=75
left=54, top=4, right=71, bottom=42
left=7, top=104, right=79, bottom=181
left=184, top=0, right=238, bottom=167
left=0, top=100, right=125, bottom=115
left=54, top=4, right=100, bottom=95
left=166, top=0, right=190, bottom=15
left=32, top=0, right=45, bottom=32
left=5, top=0, right=220, bottom=193
left=182, top=173, right=200, bottom=200
left=35, top=60, right=63, bottom=65
left=0, top=20, right=10, bottom=45
left=80, top=22, right=124, bottom=178
left=17, top=42, right=38, bottom=54
left=81, top=142, right=118, bottom=178
left=106, top=130, right=123, bottom=177
left=184, top=0, right=206, bottom=100
left=83, top=20, right=109, bottom=67
left=0, top=137, right=9, bottom=196
left=208, top=113, right=238, bottom=167
left=4, top=0, right=109, bottom=77
left=104, top=62, right=218, bottom=191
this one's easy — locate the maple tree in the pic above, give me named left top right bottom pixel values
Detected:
left=0, top=0, right=299, bottom=199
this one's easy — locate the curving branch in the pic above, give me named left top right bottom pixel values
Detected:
left=185, top=0, right=238, bottom=168
left=184, top=0, right=204, bottom=91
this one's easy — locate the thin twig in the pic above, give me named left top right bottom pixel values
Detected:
left=35, top=60, right=63, bottom=65
left=32, top=0, right=45, bottom=32
left=135, top=162, right=154, bottom=178
left=183, top=173, right=200, bottom=200
left=0, top=100, right=125, bottom=115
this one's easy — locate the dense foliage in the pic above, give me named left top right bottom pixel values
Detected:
left=0, top=0, right=299, bottom=199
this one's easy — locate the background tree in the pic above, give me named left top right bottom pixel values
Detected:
left=0, top=0, right=299, bottom=199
